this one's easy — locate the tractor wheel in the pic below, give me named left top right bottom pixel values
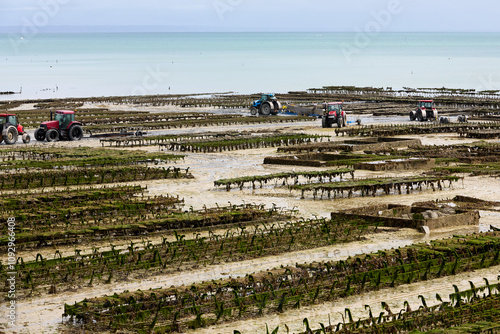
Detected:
left=3, top=126, right=18, bottom=145
left=68, top=125, right=83, bottom=141
left=34, top=128, right=46, bottom=141
left=260, top=102, right=272, bottom=116
left=250, top=107, right=258, bottom=116
left=322, top=116, right=330, bottom=128
left=417, top=111, right=423, bottom=122
left=271, top=101, right=281, bottom=115
left=432, top=110, right=438, bottom=120
left=46, top=129, right=59, bottom=142
left=409, top=111, right=416, bottom=121
left=22, top=133, right=31, bottom=144
left=337, top=117, right=343, bottom=128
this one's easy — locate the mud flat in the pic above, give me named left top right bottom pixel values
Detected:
left=191, top=267, right=500, bottom=334
left=1, top=100, right=500, bottom=334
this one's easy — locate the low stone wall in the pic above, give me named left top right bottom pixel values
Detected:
left=263, top=156, right=325, bottom=167
left=423, top=210, right=479, bottom=229
left=335, top=203, right=479, bottom=231
left=277, top=137, right=422, bottom=153
left=340, top=203, right=407, bottom=216
left=354, top=158, right=435, bottom=171
left=264, top=152, right=357, bottom=166
left=341, top=138, right=422, bottom=152
left=454, top=195, right=498, bottom=205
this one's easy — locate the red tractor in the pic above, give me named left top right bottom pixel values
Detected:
left=322, top=102, right=347, bottom=128
left=0, top=113, right=31, bottom=144
left=410, top=100, right=438, bottom=121
left=34, top=110, right=83, bottom=142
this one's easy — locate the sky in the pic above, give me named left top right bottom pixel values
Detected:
left=1, top=0, right=499, bottom=33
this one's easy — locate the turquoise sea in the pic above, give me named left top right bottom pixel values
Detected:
left=1, top=32, right=499, bottom=100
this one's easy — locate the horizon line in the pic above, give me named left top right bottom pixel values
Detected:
left=0, top=25, right=498, bottom=34
left=1, top=30, right=498, bottom=34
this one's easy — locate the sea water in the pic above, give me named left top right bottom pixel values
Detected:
left=1, top=32, right=499, bottom=100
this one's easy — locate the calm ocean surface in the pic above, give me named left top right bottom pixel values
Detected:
left=1, top=32, right=499, bottom=100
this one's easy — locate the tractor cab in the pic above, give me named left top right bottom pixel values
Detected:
left=326, top=102, right=343, bottom=115
left=1, top=115, right=17, bottom=125
left=418, top=100, right=435, bottom=110
left=41, top=110, right=75, bottom=131
left=0, top=114, right=18, bottom=126
left=54, top=111, right=74, bottom=130
left=260, top=94, right=276, bottom=102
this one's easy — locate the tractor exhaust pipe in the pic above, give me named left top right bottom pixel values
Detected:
left=50, top=111, right=53, bottom=121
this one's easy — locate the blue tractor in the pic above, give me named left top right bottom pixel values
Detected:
left=250, top=93, right=282, bottom=116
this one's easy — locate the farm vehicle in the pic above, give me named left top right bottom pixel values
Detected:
left=34, top=110, right=84, bottom=142
left=250, top=93, right=282, bottom=116
left=0, top=114, right=30, bottom=144
left=322, top=102, right=347, bottom=128
left=410, top=100, right=438, bottom=121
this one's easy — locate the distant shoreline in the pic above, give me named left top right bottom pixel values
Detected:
left=1, top=85, right=500, bottom=105
left=2, top=29, right=500, bottom=34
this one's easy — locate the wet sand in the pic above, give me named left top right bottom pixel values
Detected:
left=3, top=106, right=500, bottom=333
left=190, top=267, right=500, bottom=334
